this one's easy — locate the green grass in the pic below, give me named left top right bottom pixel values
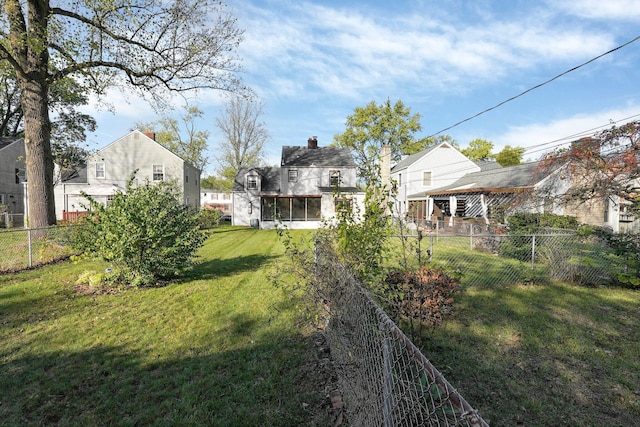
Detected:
left=0, top=227, right=332, bottom=426
left=418, top=283, right=640, bottom=426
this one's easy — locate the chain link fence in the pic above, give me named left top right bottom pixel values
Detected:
left=314, top=237, right=489, bottom=427
left=0, top=226, right=79, bottom=273
left=399, top=230, right=623, bottom=287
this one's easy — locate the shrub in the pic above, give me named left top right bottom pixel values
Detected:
left=73, top=177, right=206, bottom=286
left=385, top=266, right=460, bottom=333
left=200, top=208, right=222, bottom=229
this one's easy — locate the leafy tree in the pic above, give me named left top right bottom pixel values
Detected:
left=214, top=96, right=269, bottom=180
left=136, top=105, right=210, bottom=171
left=333, top=99, right=422, bottom=186
left=537, top=121, right=640, bottom=213
left=496, top=145, right=525, bottom=166
left=1, top=0, right=246, bottom=227
left=74, top=177, right=206, bottom=287
left=0, top=63, right=95, bottom=171
left=461, top=138, right=494, bottom=161
left=201, top=173, right=233, bottom=192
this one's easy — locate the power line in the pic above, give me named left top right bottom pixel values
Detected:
left=426, top=34, right=640, bottom=138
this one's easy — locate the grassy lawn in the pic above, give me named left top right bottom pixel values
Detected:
left=418, top=283, right=640, bottom=426
left=0, top=227, right=333, bottom=426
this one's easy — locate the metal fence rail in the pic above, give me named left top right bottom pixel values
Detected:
left=314, top=237, right=489, bottom=427
left=0, top=226, right=78, bottom=273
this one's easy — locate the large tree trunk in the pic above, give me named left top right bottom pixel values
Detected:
left=21, top=78, right=56, bottom=227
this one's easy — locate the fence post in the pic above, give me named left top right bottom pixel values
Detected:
left=382, top=331, right=394, bottom=427
left=531, top=235, right=536, bottom=270
left=470, top=225, right=473, bottom=250
left=27, top=228, right=33, bottom=267
left=429, top=234, right=434, bottom=263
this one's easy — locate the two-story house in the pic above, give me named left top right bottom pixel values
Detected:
left=0, top=137, right=26, bottom=225
left=233, top=137, right=364, bottom=229
left=54, top=130, right=200, bottom=220
left=201, top=189, right=233, bottom=216
left=390, top=142, right=480, bottom=222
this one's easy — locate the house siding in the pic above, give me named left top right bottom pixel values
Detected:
left=0, top=138, right=26, bottom=216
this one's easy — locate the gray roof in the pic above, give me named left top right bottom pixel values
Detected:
left=0, top=136, right=23, bottom=151
left=391, top=144, right=442, bottom=173
left=61, top=165, right=88, bottom=183
left=281, top=146, right=355, bottom=167
left=426, top=162, right=542, bottom=195
left=233, top=167, right=281, bottom=192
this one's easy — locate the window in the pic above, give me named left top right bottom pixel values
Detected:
left=334, top=198, right=352, bottom=213
left=422, top=171, right=432, bottom=187
left=288, top=169, right=298, bottom=182
left=247, top=175, right=258, bottom=190
left=106, top=195, right=114, bottom=206
left=0, top=194, right=4, bottom=205
left=152, top=164, right=164, bottom=181
left=261, top=197, right=321, bottom=221
left=330, top=170, right=341, bottom=186
left=185, top=174, right=189, bottom=183
left=96, top=162, right=105, bottom=179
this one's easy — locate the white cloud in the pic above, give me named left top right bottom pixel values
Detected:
left=551, top=0, right=640, bottom=20
left=492, top=105, right=640, bottom=158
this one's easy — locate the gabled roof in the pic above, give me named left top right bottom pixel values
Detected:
left=0, top=136, right=23, bottom=151
left=281, top=146, right=355, bottom=168
left=425, top=162, right=542, bottom=195
left=233, top=167, right=281, bottom=192
left=391, top=143, right=443, bottom=172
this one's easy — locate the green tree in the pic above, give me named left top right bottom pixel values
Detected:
left=1, top=0, right=245, bottom=227
left=0, top=63, right=95, bottom=172
left=333, top=99, right=422, bottom=186
left=75, top=177, right=206, bottom=286
left=496, top=145, right=525, bottom=166
left=461, top=138, right=494, bottom=161
left=214, top=96, right=269, bottom=180
left=137, top=105, right=210, bottom=171
left=201, top=173, right=233, bottom=192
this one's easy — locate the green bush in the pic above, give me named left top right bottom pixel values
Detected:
left=506, top=212, right=580, bottom=233
left=73, top=178, right=206, bottom=286
left=199, top=208, right=222, bottom=229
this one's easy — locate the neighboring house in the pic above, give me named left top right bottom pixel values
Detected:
left=201, top=189, right=232, bottom=215
left=54, top=130, right=200, bottom=220
left=0, top=137, right=26, bottom=223
left=232, top=137, right=364, bottom=229
left=421, top=160, right=637, bottom=233
left=390, top=142, right=480, bottom=219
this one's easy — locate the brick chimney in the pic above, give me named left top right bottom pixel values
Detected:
left=307, top=136, right=318, bottom=149
left=143, top=131, right=156, bottom=141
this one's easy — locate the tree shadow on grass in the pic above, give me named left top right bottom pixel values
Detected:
left=188, top=254, right=277, bottom=280
left=0, top=322, right=335, bottom=426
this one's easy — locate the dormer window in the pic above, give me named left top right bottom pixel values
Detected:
left=247, top=175, right=258, bottom=190
left=330, top=170, right=341, bottom=186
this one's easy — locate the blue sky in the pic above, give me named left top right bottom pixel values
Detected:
left=83, top=0, right=640, bottom=175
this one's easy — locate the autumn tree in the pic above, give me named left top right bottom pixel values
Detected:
left=0, top=0, right=245, bottom=227
left=496, top=145, right=525, bottom=166
left=334, top=99, right=422, bottom=186
left=136, top=105, right=210, bottom=171
left=537, top=121, right=640, bottom=213
left=214, top=96, right=270, bottom=189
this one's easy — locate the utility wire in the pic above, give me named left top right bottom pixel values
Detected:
left=426, top=34, right=640, bottom=138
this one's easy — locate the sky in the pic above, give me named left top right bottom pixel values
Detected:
left=81, top=0, right=640, bottom=175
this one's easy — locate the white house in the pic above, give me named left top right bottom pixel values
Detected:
left=0, top=137, right=26, bottom=225
left=390, top=142, right=480, bottom=220
left=201, top=189, right=232, bottom=215
left=232, top=137, right=364, bottom=229
left=54, top=130, right=200, bottom=220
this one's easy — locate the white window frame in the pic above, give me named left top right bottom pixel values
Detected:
left=0, top=194, right=5, bottom=205
left=422, top=171, right=432, bottom=187
left=247, top=175, right=258, bottom=190
left=153, top=164, right=164, bottom=182
left=330, top=170, right=341, bottom=186
left=96, top=162, right=105, bottom=179
left=288, top=169, right=298, bottom=182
